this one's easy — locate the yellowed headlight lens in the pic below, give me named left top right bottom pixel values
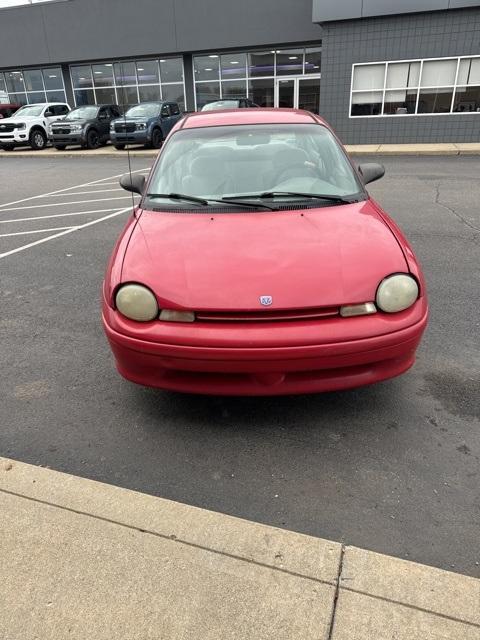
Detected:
left=115, top=284, right=158, bottom=322
left=376, top=274, right=418, bottom=313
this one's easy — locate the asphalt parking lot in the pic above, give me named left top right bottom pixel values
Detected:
left=1, top=154, right=479, bottom=578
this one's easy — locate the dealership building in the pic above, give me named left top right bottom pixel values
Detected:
left=0, top=0, right=479, bottom=143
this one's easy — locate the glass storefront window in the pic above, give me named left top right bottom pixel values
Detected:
left=71, top=66, right=93, bottom=89
left=161, top=83, right=185, bottom=111
left=46, top=90, right=66, bottom=103
left=298, top=77, right=320, bottom=113
left=220, top=53, right=247, bottom=80
left=417, top=88, right=454, bottom=113
left=420, top=59, right=457, bottom=87
left=351, top=91, right=383, bottom=116
left=23, top=69, right=44, bottom=92
left=194, top=55, right=220, bottom=82
left=43, top=68, right=63, bottom=91
left=386, top=62, right=420, bottom=89
left=457, top=57, right=480, bottom=85
left=160, top=58, right=183, bottom=83
left=136, top=60, right=159, bottom=85
left=248, top=78, right=274, bottom=107
left=453, top=85, right=480, bottom=112
left=27, top=92, right=47, bottom=103
left=74, top=89, right=96, bottom=106
left=195, top=82, right=221, bottom=110
left=92, top=63, right=115, bottom=87
left=138, top=85, right=160, bottom=103
left=248, top=51, right=274, bottom=77
left=221, top=80, right=247, bottom=99
left=275, top=49, right=304, bottom=76
left=0, top=73, right=6, bottom=93
left=305, top=47, right=321, bottom=74
left=352, top=64, right=385, bottom=91
left=95, top=87, right=117, bottom=104
left=5, top=71, right=25, bottom=93
left=9, top=93, right=28, bottom=105
left=383, top=89, right=418, bottom=115
left=116, top=85, right=139, bottom=107
left=114, top=62, right=137, bottom=86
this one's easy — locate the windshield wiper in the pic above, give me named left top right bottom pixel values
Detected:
left=223, top=191, right=356, bottom=204
left=146, top=192, right=276, bottom=210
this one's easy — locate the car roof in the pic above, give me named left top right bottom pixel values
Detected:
left=181, top=108, right=327, bottom=129
left=18, top=102, right=67, bottom=107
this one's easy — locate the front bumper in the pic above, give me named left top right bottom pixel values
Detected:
left=102, top=298, right=428, bottom=396
left=50, top=133, right=86, bottom=146
left=0, top=131, right=28, bottom=145
left=111, top=130, right=149, bottom=145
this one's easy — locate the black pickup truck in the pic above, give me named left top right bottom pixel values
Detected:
left=49, top=104, right=121, bottom=149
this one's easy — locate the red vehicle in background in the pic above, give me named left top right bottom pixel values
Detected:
left=0, top=103, right=21, bottom=119
left=102, top=109, right=428, bottom=396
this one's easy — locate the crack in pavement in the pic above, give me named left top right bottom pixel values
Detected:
left=435, top=183, right=480, bottom=233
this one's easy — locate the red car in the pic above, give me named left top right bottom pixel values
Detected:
left=103, top=109, right=428, bottom=395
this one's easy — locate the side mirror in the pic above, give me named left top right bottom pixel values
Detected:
left=44, top=110, right=54, bottom=117
left=119, top=173, right=145, bottom=195
left=357, top=163, right=385, bottom=185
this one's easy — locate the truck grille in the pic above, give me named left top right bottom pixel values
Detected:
left=0, top=123, right=16, bottom=132
left=52, top=127, right=71, bottom=134
left=115, top=122, right=136, bottom=133
left=196, top=307, right=339, bottom=323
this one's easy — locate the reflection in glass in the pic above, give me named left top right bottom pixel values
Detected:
left=305, top=47, right=321, bottom=74
left=417, top=88, right=453, bottom=113
left=220, top=53, right=247, bottom=80
left=248, top=78, right=274, bottom=107
left=23, top=69, right=44, bottom=92
left=160, top=58, right=183, bottom=83
left=27, top=91, right=47, bottom=103
left=43, top=68, right=63, bottom=91
left=195, top=82, right=220, bottom=109
left=161, top=83, right=185, bottom=111
left=194, top=56, right=220, bottom=82
left=136, top=60, right=159, bottom=85
left=453, top=85, right=480, bottom=112
left=94, top=87, right=117, bottom=104
left=114, top=62, right=137, bottom=86
left=276, top=49, right=304, bottom=76
left=117, top=85, right=139, bottom=106
left=298, top=78, right=320, bottom=113
left=138, top=85, right=160, bottom=103
left=71, top=66, right=93, bottom=89
left=222, top=80, right=247, bottom=99
left=92, top=64, right=114, bottom=87
left=74, top=89, right=96, bottom=105
left=248, top=51, right=274, bottom=78
left=5, top=71, right=25, bottom=93
left=46, top=90, right=66, bottom=103
left=352, top=65, right=385, bottom=91
left=351, top=91, right=383, bottom=115
left=383, top=89, right=418, bottom=114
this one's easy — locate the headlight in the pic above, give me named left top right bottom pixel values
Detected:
left=110, top=123, right=115, bottom=131
left=14, top=122, right=26, bottom=129
left=115, top=284, right=158, bottom=322
left=70, top=124, right=83, bottom=132
left=376, top=274, right=419, bottom=313
left=135, top=122, right=147, bottom=131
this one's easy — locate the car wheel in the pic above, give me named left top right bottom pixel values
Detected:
left=114, top=144, right=126, bottom=150
left=29, top=128, right=47, bottom=150
left=151, top=128, right=163, bottom=149
left=1, top=144, right=15, bottom=151
left=86, top=129, right=100, bottom=150
left=54, top=145, right=66, bottom=150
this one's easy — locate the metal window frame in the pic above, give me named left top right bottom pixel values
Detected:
left=350, top=55, right=480, bottom=118
left=0, top=65, right=67, bottom=105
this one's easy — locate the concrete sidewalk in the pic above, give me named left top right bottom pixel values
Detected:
left=1, top=457, right=479, bottom=639
left=1, top=142, right=480, bottom=158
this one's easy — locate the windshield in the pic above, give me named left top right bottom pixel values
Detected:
left=147, top=124, right=363, bottom=204
left=13, top=105, right=44, bottom=118
left=202, top=100, right=239, bottom=111
left=126, top=103, right=160, bottom=118
left=65, top=106, right=98, bottom=120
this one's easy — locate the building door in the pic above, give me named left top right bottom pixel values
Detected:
left=275, top=76, right=320, bottom=113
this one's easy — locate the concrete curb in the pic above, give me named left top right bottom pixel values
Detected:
left=1, top=143, right=480, bottom=158
left=0, top=457, right=479, bottom=639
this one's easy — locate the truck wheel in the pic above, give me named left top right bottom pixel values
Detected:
left=54, top=145, right=66, bottom=150
left=29, top=128, right=47, bottom=150
left=114, top=144, right=125, bottom=150
left=151, top=128, right=163, bottom=149
left=85, top=129, right=100, bottom=149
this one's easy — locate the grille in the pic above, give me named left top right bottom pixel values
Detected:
left=0, top=123, right=16, bottom=132
left=196, top=307, right=339, bottom=323
left=52, top=128, right=71, bottom=134
left=115, top=123, right=136, bottom=133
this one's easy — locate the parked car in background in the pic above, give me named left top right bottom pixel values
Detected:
left=110, top=102, right=182, bottom=150
left=49, top=104, right=121, bottom=150
left=0, top=103, right=21, bottom=119
left=201, top=99, right=259, bottom=111
left=0, top=102, right=70, bottom=150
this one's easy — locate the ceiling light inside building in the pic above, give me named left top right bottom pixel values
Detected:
left=230, top=61, right=239, bottom=64
left=209, top=55, right=219, bottom=59
left=289, top=56, right=298, bottom=60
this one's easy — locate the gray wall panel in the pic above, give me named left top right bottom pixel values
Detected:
left=312, top=0, right=362, bottom=24
left=319, top=7, right=480, bottom=143
left=313, top=0, right=480, bottom=22
left=363, top=0, right=449, bottom=16
left=0, top=6, right=50, bottom=67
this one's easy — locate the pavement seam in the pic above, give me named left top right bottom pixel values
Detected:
left=339, top=585, right=480, bottom=629
left=435, top=182, right=480, bottom=233
left=326, top=543, right=345, bottom=639
left=0, top=486, right=336, bottom=588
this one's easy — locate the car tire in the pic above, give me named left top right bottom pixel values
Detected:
left=151, top=128, right=163, bottom=149
left=85, top=129, right=100, bottom=150
left=29, top=128, right=47, bottom=150
left=54, top=145, right=66, bottom=150
left=114, top=144, right=126, bottom=150
left=1, top=144, right=15, bottom=151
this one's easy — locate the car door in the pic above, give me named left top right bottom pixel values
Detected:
left=44, top=104, right=67, bottom=125
left=97, top=107, right=111, bottom=139
left=160, top=103, right=174, bottom=134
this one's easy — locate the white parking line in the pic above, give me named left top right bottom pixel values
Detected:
left=44, top=189, right=123, bottom=197
left=0, top=196, right=133, bottom=213
left=0, top=207, right=133, bottom=260
left=0, top=168, right=149, bottom=209
left=0, top=208, right=119, bottom=225
left=0, top=226, right=74, bottom=238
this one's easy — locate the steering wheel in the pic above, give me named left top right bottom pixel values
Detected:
left=276, top=162, right=319, bottom=183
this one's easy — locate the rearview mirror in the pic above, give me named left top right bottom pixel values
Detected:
left=119, top=173, right=145, bottom=195
left=357, top=163, right=385, bottom=185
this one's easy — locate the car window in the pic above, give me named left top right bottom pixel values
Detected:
left=12, top=105, right=44, bottom=117
left=110, top=106, right=121, bottom=118
left=65, top=106, right=98, bottom=120
left=98, top=107, right=109, bottom=119
left=161, top=104, right=171, bottom=117
left=126, top=103, right=160, bottom=118
left=147, top=123, right=363, bottom=206
left=170, top=103, right=180, bottom=116
left=54, top=105, right=69, bottom=116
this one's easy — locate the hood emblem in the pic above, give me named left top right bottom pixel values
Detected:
left=260, top=295, right=273, bottom=306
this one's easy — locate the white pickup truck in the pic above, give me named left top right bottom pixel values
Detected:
left=0, top=102, right=70, bottom=151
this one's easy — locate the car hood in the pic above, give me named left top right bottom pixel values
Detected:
left=0, top=115, right=39, bottom=122
left=121, top=200, right=408, bottom=311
